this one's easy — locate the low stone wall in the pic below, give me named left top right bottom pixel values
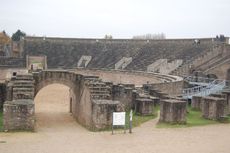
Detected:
left=150, top=80, right=186, bottom=95
left=159, top=99, right=187, bottom=124
left=202, top=97, right=225, bottom=120
left=3, top=100, right=35, bottom=131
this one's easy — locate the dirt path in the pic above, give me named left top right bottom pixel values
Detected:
left=1, top=84, right=230, bottom=153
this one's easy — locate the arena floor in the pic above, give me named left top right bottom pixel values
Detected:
left=1, top=84, right=230, bottom=153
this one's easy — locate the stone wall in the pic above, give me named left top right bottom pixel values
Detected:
left=0, top=57, right=25, bottom=68
left=149, top=80, right=186, bottom=95
left=23, top=36, right=213, bottom=71
left=0, top=82, right=6, bottom=110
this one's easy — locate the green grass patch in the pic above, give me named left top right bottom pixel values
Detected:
left=0, top=111, right=3, bottom=132
left=157, top=107, right=230, bottom=128
left=126, top=112, right=157, bottom=128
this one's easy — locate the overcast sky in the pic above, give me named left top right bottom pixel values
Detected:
left=1, top=0, right=230, bottom=38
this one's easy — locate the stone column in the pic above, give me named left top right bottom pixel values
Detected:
left=135, top=98, right=154, bottom=115
left=202, top=97, right=225, bottom=120
left=221, top=91, right=230, bottom=115
left=159, top=99, right=187, bottom=124
left=192, top=96, right=203, bottom=111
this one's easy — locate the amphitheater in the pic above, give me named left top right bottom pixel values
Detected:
left=1, top=35, right=230, bottom=153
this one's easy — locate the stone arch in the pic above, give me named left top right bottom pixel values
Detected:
left=32, top=70, right=93, bottom=128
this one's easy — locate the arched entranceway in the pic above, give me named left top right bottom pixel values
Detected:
left=34, top=84, right=77, bottom=131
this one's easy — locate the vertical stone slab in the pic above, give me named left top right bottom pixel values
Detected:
left=202, top=97, right=225, bottom=120
left=192, top=96, right=203, bottom=111
left=160, top=99, right=187, bottom=124
left=3, top=100, right=35, bottom=131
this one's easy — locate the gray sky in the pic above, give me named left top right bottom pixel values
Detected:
left=1, top=0, right=230, bottom=38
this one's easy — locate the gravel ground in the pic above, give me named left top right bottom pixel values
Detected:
left=1, top=84, right=230, bottom=153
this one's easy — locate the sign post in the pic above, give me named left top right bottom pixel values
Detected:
left=112, top=112, right=126, bottom=134
left=129, top=109, right=133, bottom=133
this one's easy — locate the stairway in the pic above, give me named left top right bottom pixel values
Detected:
left=84, top=77, right=111, bottom=100
left=12, top=74, right=35, bottom=100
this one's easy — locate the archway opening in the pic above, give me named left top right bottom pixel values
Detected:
left=34, top=83, right=77, bottom=131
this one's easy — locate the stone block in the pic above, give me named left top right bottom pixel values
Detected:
left=222, top=91, right=230, bottom=115
left=202, top=97, right=225, bottom=120
left=135, top=98, right=154, bottom=115
left=3, top=100, right=35, bottom=131
left=160, top=99, right=187, bottom=124
left=92, top=100, right=122, bottom=130
left=192, top=96, right=203, bottom=111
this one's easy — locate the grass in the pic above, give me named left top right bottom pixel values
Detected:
left=157, top=106, right=230, bottom=128
left=0, top=111, right=3, bottom=132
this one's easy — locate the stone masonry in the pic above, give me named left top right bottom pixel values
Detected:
left=159, top=99, right=187, bottom=124
left=202, top=96, right=225, bottom=120
left=3, top=74, right=35, bottom=131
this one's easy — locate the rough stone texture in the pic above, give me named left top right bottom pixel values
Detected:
left=112, top=84, right=134, bottom=109
left=23, top=36, right=213, bottom=71
left=210, top=93, right=228, bottom=115
left=192, top=96, right=203, bottom=111
left=3, top=100, right=35, bottom=131
left=160, top=99, right=187, bottom=124
left=202, top=96, right=225, bottom=120
left=0, top=82, right=6, bottom=110
left=135, top=98, right=154, bottom=115
left=92, top=100, right=121, bottom=130
left=222, top=91, right=230, bottom=115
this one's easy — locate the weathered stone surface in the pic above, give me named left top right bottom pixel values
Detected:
left=202, top=96, right=225, bottom=120
left=222, top=91, right=230, bottom=115
left=112, top=84, right=134, bottom=109
left=92, top=100, right=121, bottom=130
left=192, top=96, right=203, bottom=111
left=135, top=98, right=154, bottom=115
left=0, top=82, right=6, bottom=110
left=160, top=99, right=187, bottom=124
left=3, top=100, right=35, bottom=131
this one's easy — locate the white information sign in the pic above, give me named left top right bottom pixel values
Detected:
left=113, top=112, right=126, bottom=126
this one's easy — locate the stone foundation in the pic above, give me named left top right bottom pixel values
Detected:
left=192, top=96, right=203, bottom=111
left=202, top=97, right=225, bottom=120
left=159, top=99, right=187, bottom=124
left=3, top=100, right=35, bottom=131
left=222, top=91, right=230, bottom=115
left=92, top=100, right=122, bottom=130
left=135, top=98, right=154, bottom=115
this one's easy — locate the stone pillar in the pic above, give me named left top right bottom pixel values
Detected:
left=222, top=91, right=230, bottom=115
left=202, top=97, right=225, bottom=120
left=192, top=96, right=203, bottom=111
left=92, top=100, right=121, bottom=130
left=135, top=98, right=154, bottom=115
left=3, top=100, right=35, bottom=131
left=160, top=99, right=187, bottom=124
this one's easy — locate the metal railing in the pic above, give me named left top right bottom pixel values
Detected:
left=182, top=78, right=228, bottom=99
